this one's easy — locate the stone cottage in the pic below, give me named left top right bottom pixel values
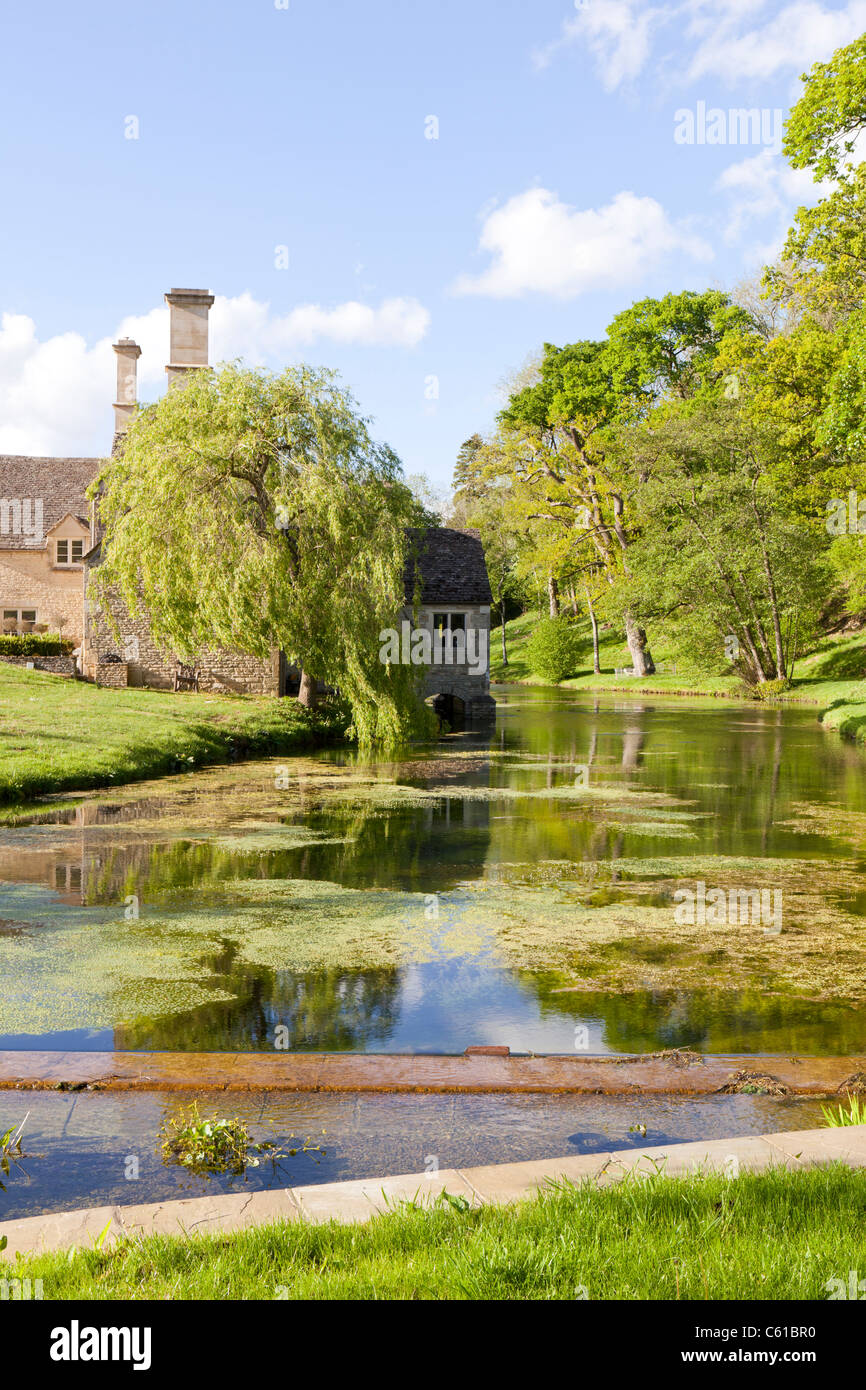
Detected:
left=0, top=454, right=99, bottom=645
left=1, top=284, right=496, bottom=718
left=403, top=527, right=495, bottom=723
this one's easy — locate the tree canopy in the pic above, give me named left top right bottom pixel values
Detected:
left=90, top=362, right=434, bottom=746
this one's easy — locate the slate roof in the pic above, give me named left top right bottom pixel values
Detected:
left=0, top=456, right=101, bottom=549
left=404, top=527, right=493, bottom=605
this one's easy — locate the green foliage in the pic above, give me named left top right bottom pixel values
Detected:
left=0, top=634, right=72, bottom=656
left=525, top=618, right=585, bottom=684
left=619, top=399, right=828, bottom=682
left=0, top=1115, right=29, bottom=1192
left=451, top=433, right=485, bottom=501
left=159, top=1101, right=320, bottom=1177
left=783, top=34, right=866, bottom=179
left=750, top=678, right=793, bottom=701
left=90, top=362, right=433, bottom=749
left=10, top=1167, right=866, bottom=1301
left=821, top=1093, right=866, bottom=1127
left=605, top=289, right=752, bottom=407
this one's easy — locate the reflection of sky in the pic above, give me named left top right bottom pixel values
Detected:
left=3, top=692, right=866, bottom=1053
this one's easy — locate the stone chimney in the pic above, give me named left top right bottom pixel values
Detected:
left=164, top=287, right=215, bottom=385
left=112, top=337, right=141, bottom=436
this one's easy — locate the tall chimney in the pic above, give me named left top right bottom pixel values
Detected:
left=112, top=337, right=141, bottom=436
left=164, top=287, right=215, bottom=385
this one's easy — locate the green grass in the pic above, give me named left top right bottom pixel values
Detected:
left=821, top=1095, right=866, bottom=1127
left=0, top=663, right=346, bottom=803
left=7, top=1165, right=864, bottom=1300
left=492, top=613, right=866, bottom=708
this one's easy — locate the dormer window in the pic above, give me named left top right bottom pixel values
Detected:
left=56, top=539, right=84, bottom=566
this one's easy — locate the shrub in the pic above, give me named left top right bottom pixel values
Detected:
left=526, top=618, right=585, bottom=684
left=750, top=677, right=792, bottom=701
left=0, top=634, right=74, bottom=657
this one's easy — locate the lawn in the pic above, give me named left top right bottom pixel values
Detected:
left=492, top=613, right=866, bottom=709
left=8, top=1165, right=865, bottom=1300
left=0, top=663, right=346, bottom=804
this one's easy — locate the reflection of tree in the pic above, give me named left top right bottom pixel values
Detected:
left=523, top=975, right=865, bottom=1055
left=116, top=951, right=402, bottom=1052
left=621, top=726, right=645, bottom=772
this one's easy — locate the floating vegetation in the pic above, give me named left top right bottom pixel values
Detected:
left=4, top=719, right=866, bottom=1049
left=625, top=1048, right=705, bottom=1068
left=719, top=1071, right=790, bottom=1097
left=159, top=1102, right=324, bottom=1178
left=835, top=1071, right=866, bottom=1096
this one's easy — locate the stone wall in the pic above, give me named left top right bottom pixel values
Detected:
left=0, top=654, right=77, bottom=677
left=96, top=661, right=128, bottom=688
left=0, top=555, right=85, bottom=643
left=83, top=583, right=281, bottom=695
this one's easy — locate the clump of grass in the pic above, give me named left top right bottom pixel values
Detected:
left=0, top=1113, right=30, bottom=1191
left=159, top=1102, right=323, bottom=1178
left=821, top=1094, right=866, bottom=1127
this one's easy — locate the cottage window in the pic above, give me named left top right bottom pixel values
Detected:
left=433, top=612, right=466, bottom=638
left=56, top=539, right=83, bottom=566
left=432, top=611, right=467, bottom=656
left=3, top=607, right=37, bottom=630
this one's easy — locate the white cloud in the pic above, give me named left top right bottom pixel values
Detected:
left=537, top=0, right=866, bottom=89
left=0, top=315, right=115, bottom=457
left=210, top=293, right=430, bottom=362
left=0, top=292, right=431, bottom=456
left=687, top=0, right=866, bottom=82
left=714, top=148, right=828, bottom=256
left=533, top=0, right=663, bottom=89
left=453, top=186, right=713, bottom=299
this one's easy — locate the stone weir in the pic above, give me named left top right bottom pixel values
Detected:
left=2, top=1050, right=866, bottom=1097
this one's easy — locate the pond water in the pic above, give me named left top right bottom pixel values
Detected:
left=2, top=686, right=866, bottom=1056
left=0, top=1090, right=834, bottom=1219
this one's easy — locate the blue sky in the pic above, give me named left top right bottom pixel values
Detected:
left=0, top=0, right=863, bottom=486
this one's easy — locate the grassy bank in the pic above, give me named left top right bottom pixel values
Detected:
left=0, top=664, right=347, bottom=803
left=492, top=613, right=866, bottom=709
left=8, top=1165, right=864, bottom=1300
left=820, top=698, right=866, bottom=746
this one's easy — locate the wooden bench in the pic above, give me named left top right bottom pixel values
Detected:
left=173, top=662, right=201, bottom=692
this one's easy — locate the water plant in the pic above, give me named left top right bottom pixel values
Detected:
left=821, top=1094, right=866, bottom=1127
left=159, top=1103, right=323, bottom=1178
left=0, top=1114, right=29, bottom=1191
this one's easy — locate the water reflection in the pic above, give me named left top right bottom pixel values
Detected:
left=2, top=688, right=866, bottom=1054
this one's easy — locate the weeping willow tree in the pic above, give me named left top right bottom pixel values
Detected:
left=89, top=362, right=435, bottom=747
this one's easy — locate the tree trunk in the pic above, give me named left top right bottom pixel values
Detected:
left=624, top=612, right=655, bottom=676
left=585, top=586, right=601, bottom=674
left=548, top=573, right=560, bottom=619
left=568, top=584, right=579, bottom=618
left=298, top=670, right=320, bottom=708
left=498, top=580, right=508, bottom=666
left=749, top=490, right=787, bottom=680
